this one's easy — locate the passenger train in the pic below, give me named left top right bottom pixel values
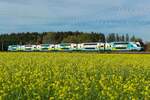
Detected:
left=8, top=42, right=143, bottom=52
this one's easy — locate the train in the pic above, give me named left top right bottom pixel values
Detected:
left=8, top=42, right=143, bottom=52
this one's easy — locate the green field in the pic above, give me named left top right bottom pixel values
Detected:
left=0, top=52, right=150, bottom=100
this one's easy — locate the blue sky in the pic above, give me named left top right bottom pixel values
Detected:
left=0, top=0, right=150, bottom=41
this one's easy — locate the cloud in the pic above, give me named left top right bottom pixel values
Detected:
left=0, top=0, right=150, bottom=41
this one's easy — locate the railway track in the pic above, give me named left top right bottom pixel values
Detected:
left=6, top=51, right=150, bottom=54
left=104, top=52, right=150, bottom=54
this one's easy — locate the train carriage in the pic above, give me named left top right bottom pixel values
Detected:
left=8, top=42, right=143, bottom=52
left=70, top=43, right=78, bottom=51
left=20, top=45, right=25, bottom=51
left=79, top=42, right=112, bottom=51
left=36, top=45, right=42, bottom=51
left=8, top=45, right=19, bottom=51
left=80, top=43, right=100, bottom=51
left=110, top=42, right=142, bottom=51
left=48, top=44, right=55, bottom=51
left=40, top=44, right=50, bottom=51
left=24, top=45, right=35, bottom=51
left=58, top=43, right=73, bottom=51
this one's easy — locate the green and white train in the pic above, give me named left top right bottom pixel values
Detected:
left=8, top=42, right=143, bottom=52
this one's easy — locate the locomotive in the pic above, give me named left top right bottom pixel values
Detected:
left=8, top=42, right=143, bottom=52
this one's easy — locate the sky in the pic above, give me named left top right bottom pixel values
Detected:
left=0, top=0, right=150, bottom=41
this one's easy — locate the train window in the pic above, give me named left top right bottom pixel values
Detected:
left=114, top=43, right=128, bottom=45
left=131, top=45, right=134, bottom=47
left=84, top=43, right=97, bottom=46
left=136, top=44, right=140, bottom=47
left=85, top=48, right=95, bottom=49
left=41, top=44, right=49, bottom=47
left=61, top=48, right=69, bottom=50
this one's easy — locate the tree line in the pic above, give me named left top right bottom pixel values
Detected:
left=0, top=31, right=148, bottom=51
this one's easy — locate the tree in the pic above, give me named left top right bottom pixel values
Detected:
left=106, top=33, right=116, bottom=42
left=42, top=32, right=56, bottom=44
left=145, top=42, right=150, bottom=51
left=126, top=34, right=129, bottom=42
left=130, top=35, right=136, bottom=42
left=116, top=34, right=120, bottom=42
left=121, top=35, right=125, bottom=42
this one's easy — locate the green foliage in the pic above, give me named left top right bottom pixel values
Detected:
left=106, top=33, right=131, bottom=42
left=0, top=32, right=42, bottom=51
left=145, top=42, right=150, bottom=51
left=0, top=53, right=150, bottom=100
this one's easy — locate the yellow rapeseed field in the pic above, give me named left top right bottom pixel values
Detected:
left=0, top=52, right=150, bottom=100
